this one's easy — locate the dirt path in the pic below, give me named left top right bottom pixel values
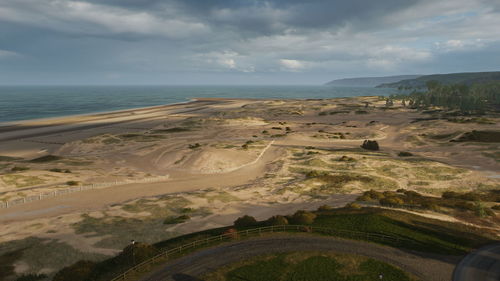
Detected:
left=140, top=235, right=461, bottom=281
left=0, top=145, right=285, bottom=222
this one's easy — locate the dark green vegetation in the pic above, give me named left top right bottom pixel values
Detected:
left=398, top=151, right=414, bottom=157
left=10, top=166, right=30, bottom=172
left=360, top=140, right=379, bottom=151
left=29, top=155, right=62, bottom=163
left=163, top=215, right=190, bottom=225
left=51, top=206, right=495, bottom=281
left=451, top=130, right=500, bottom=143
left=150, top=127, right=190, bottom=134
left=393, top=81, right=500, bottom=113
left=49, top=168, right=71, bottom=173
left=377, top=71, right=500, bottom=89
left=210, top=252, right=414, bottom=281
left=357, top=189, right=499, bottom=218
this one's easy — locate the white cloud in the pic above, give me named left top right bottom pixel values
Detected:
left=279, top=59, right=305, bottom=71
left=0, top=49, right=20, bottom=59
left=434, top=39, right=486, bottom=52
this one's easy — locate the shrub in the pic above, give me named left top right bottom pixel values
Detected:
left=492, top=205, right=500, bottom=210
left=53, top=260, right=96, bottom=281
left=262, top=130, right=269, bottom=134
left=442, top=191, right=459, bottom=199
left=289, top=210, right=317, bottom=225
left=346, top=202, right=362, bottom=209
left=398, top=151, right=413, bottom=157
left=266, top=215, right=289, bottom=226
left=29, top=155, right=62, bottom=163
left=118, top=242, right=159, bottom=265
left=379, top=196, right=404, bottom=207
left=188, top=143, right=201, bottom=149
left=337, top=155, right=355, bottom=162
left=421, top=202, right=440, bottom=212
left=360, top=140, right=379, bottom=151
left=317, top=205, right=332, bottom=211
left=66, top=181, right=80, bottom=186
left=234, top=215, right=258, bottom=228
left=396, top=189, right=407, bottom=193
left=11, top=166, right=29, bottom=172
left=163, top=215, right=190, bottom=224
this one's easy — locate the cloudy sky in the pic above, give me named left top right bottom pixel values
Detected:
left=0, top=0, right=499, bottom=85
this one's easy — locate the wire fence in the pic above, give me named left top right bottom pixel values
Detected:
left=0, top=175, right=170, bottom=209
left=109, top=224, right=421, bottom=281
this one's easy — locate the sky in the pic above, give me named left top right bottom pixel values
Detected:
left=0, top=0, right=500, bottom=85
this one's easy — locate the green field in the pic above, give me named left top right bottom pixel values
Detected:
left=205, top=252, right=417, bottom=281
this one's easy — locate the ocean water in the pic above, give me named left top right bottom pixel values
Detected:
left=0, top=85, right=398, bottom=123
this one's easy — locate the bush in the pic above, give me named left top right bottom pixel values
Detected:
left=360, top=140, right=379, bottom=151
left=421, top=202, right=440, bottom=212
left=266, top=215, right=289, bottom=226
left=163, top=215, right=190, bottom=224
left=234, top=215, right=258, bottom=228
left=289, top=210, right=317, bottom=225
left=66, top=181, right=80, bottom=186
left=492, top=205, right=500, bottom=210
left=118, top=242, right=159, bottom=265
left=53, top=260, right=96, bottom=281
left=442, top=191, right=460, bottom=199
left=11, top=166, right=29, bottom=172
left=398, top=151, right=413, bottom=157
left=337, top=155, right=355, bottom=162
left=379, top=197, right=404, bottom=207
left=346, top=203, right=362, bottom=209
left=29, top=155, right=62, bottom=163
left=317, top=205, right=332, bottom=211
left=188, top=143, right=201, bottom=149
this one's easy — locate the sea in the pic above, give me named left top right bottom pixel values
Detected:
left=0, top=85, right=399, bottom=123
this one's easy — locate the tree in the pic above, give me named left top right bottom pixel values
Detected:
left=289, top=210, right=317, bottom=225
left=234, top=215, right=258, bottom=228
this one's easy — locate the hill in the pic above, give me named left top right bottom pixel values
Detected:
left=377, top=71, right=500, bottom=88
left=325, top=75, right=421, bottom=87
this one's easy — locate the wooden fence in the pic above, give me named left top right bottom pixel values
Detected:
left=0, top=175, right=169, bottom=209
left=109, top=224, right=419, bottom=281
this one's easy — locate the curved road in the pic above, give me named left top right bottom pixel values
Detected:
left=453, top=242, right=500, bottom=281
left=140, top=235, right=460, bottom=281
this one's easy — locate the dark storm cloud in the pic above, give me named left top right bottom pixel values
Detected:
left=0, top=0, right=499, bottom=84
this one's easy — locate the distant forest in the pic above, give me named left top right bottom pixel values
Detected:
left=390, top=81, right=500, bottom=114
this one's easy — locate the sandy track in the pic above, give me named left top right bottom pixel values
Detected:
left=140, top=235, right=461, bottom=281
left=0, top=144, right=285, bottom=222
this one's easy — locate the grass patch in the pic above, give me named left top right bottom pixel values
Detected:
left=0, top=237, right=108, bottom=281
left=1, top=174, right=45, bottom=188
left=203, top=252, right=415, bottom=281
left=451, top=130, right=500, bottom=143
left=0, top=156, right=22, bottom=161
left=29, top=155, right=62, bottom=163
left=150, top=127, right=190, bottom=134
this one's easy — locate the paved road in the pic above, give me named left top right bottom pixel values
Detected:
left=453, top=243, right=500, bottom=281
left=140, top=235, right=460, bottom=281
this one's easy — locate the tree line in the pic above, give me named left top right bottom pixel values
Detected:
left=390, top=81, right=500, bottom=114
